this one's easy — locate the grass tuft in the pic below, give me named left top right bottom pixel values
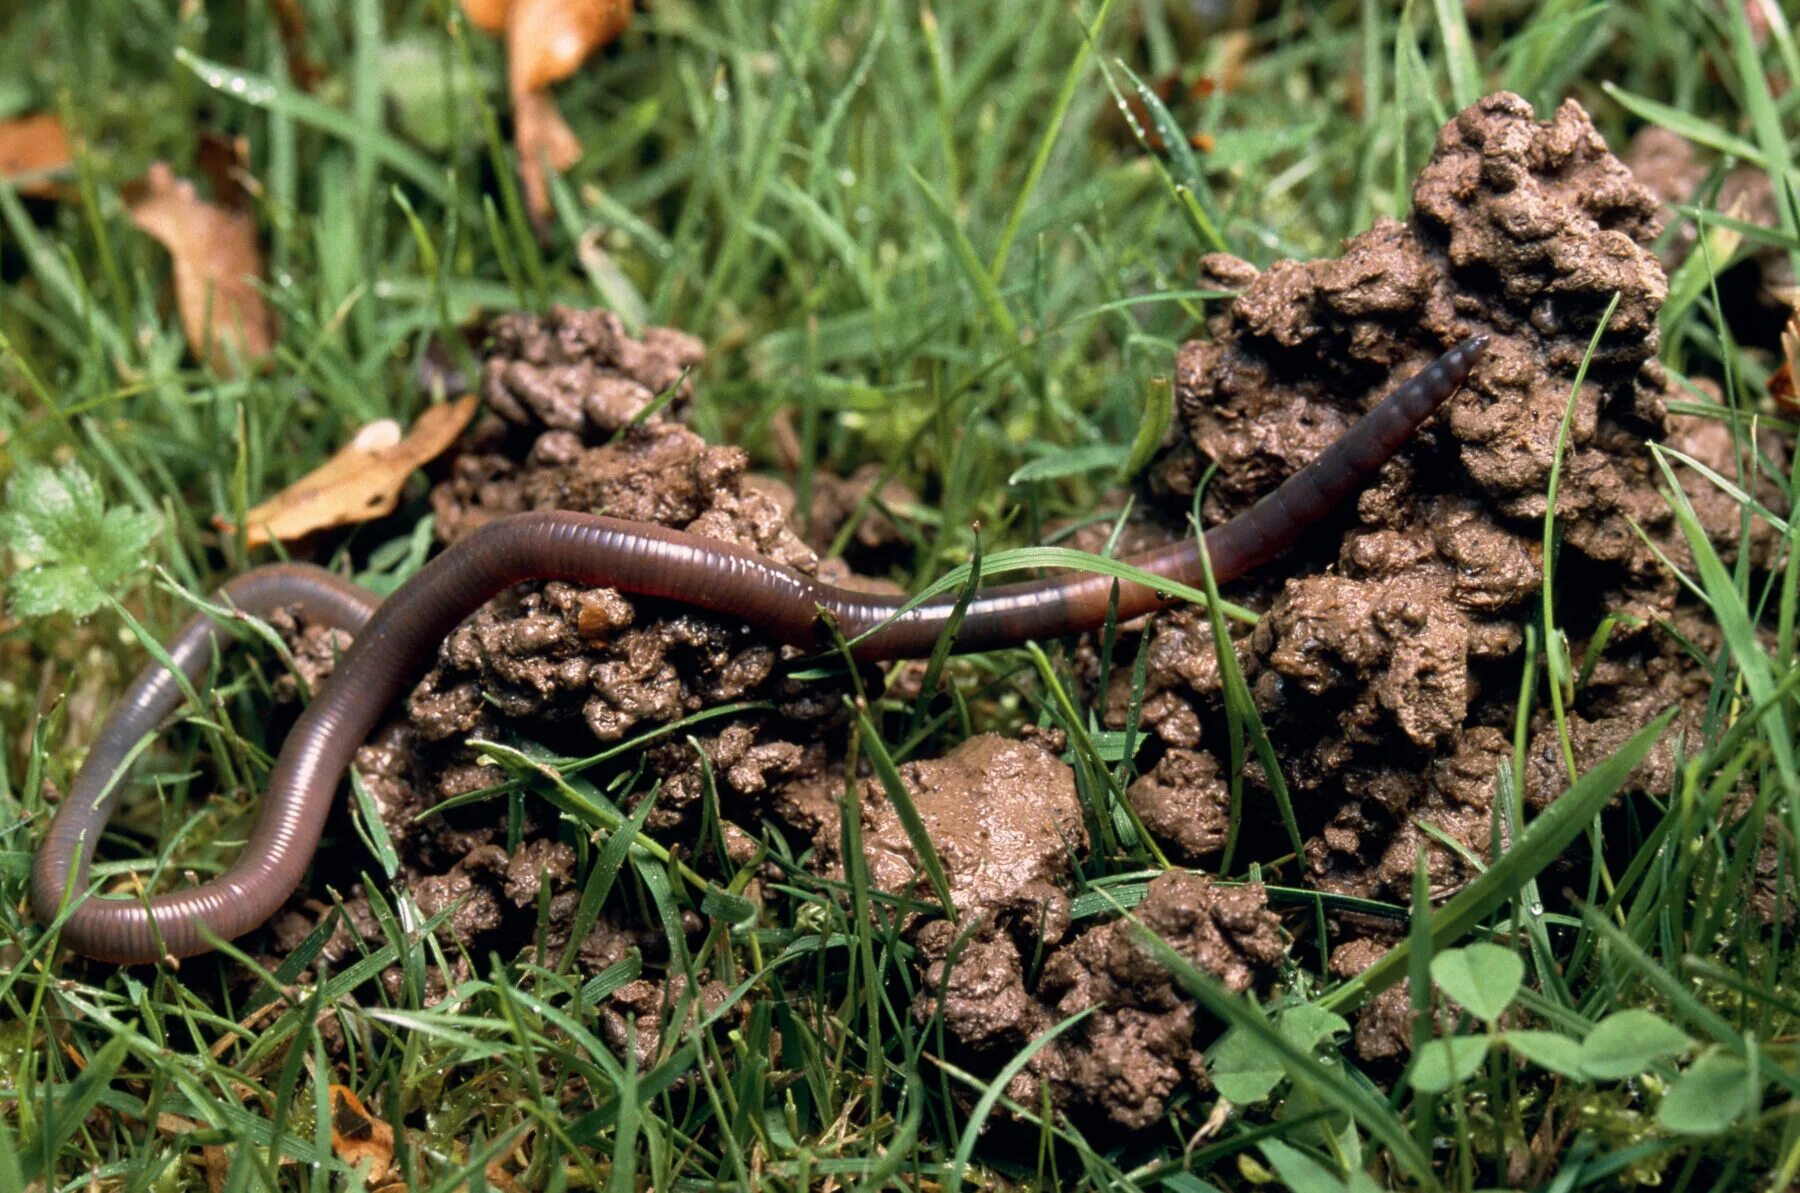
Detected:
left=2, top=0, right=1797, bottom=1185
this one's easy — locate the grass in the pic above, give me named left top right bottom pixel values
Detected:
left=1, top=0, right=1797, bottom=1187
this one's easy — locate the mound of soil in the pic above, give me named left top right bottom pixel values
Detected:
left=255, top=93, right=1780, bottom=1125
left=1127, top=92, right=1783, bottom=1054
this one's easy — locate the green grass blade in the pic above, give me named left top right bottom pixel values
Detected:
left=843, top=546, right=1258, bottom=660
left=558, top=789, right=659, bottom=976
left=21, top=1035, right=129, bottom=1183
left=1600, top=82, right=1788, bottom=181
left=1431, top=0, right=1482, bottom=109
left=988, top=0, right=1120, bottom=278
left=908, top=165, right=1018, bottom=344
left=944, top=1007, right=1098, bottom=1193
left=0, top=1120, right=20, bottom=1193
left=175, top=49, right=455, bottom=208
left=1119, top=374, right=1173, bottom=483
left=1192, top=504, right=1305, bottom=867
left=1543, top=291, right=1624, bottom=781
left=905, top=532, right=982, bottom=747
left=1650, top=445, right=1796, bottom=797
left=1728, top=1, right=1800, bottom=282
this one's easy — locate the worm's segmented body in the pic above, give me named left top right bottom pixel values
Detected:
left=31, top=335, right=1488, bottom=963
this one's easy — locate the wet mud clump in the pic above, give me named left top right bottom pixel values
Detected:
left=1130, top=92, right=1785, bottom=1054
left=908, top=859, right=1285, bottom=1128
left=814, top=734, right=1088, bottom=942
left=790, top=735, right=1289, bottom=1128
left=1027, top=871, right=1285, bottom=1126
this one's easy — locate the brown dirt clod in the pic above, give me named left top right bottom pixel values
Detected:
left=1126, top=92, right=1784, bottom=1058
left=825, top=733, right=1087, bottom=940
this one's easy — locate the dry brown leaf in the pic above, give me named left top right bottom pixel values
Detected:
left=508, top=0, right=632, bottom=222
left=0, top=112, right=72, bottom=196
left=1214, top=29, right=1252, bottom=94
left=329, top=1084, right=395, bottom=1184
left=127, top=162, right=275, bottom=375
left=224, top=395, right=477, bottom=547
left=460, top=0, right=510, bottom=33
left=1772, top=309, right=1800, bottom=416
left=507, top=0, right=632, bottom=92
left=154, top=1112, right=206, bottom=1135
left=514, top=86, right=583, bottom=220
left=210, top=995, right=290, bottom=1061
left=463, top=0, right=632, bottom=223
left=485, top=1159, right=530, bottom=1193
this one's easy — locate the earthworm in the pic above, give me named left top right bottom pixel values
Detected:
left=30, top=335, right=1486, bottom=963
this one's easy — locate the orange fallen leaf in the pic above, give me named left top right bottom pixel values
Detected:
left=461, top=0, right=510, bottom=32
left=0, top=112, right=72, bottom=196
left=127, top=162, right=274, bottom=376
left=514, top=86, right=583, bottom=218
left=507, top=0, right=632, bottom=93
left=223, top=396, right=478, bottom=547
left=1772, top=309, right=1799, bottom=416
left=329, top=1084, right=395, bottom=1184
left=460, top=0, right=633, bottom=223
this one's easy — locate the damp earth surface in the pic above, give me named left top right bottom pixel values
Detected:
left=231, top=92, right=1780, bottom=1126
